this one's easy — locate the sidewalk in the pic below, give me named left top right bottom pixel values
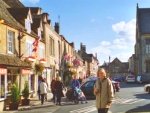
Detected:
left=19, top=92, right=56, bottom=111
left=3, top=92, right=56, bottom=113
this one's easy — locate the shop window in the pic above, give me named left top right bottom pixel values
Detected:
left=30, top=74, right=34, bottom=91
left=0, top=75, right=6, bottom=99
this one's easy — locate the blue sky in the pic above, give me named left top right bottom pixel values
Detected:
left=21, top=0, right=150, bottom=65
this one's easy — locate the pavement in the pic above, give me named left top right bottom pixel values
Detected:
left=2, top=92, right=57, bottom=113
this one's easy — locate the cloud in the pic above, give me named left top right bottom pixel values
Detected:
left=90, top=19, right=136, bottom=64
left=112, top=19, right=136, bottom=42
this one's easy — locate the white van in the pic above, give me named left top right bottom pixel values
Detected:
left=126, top=74, right=136, bottom=83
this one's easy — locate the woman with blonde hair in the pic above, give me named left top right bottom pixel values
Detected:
left=94, top=68, right=114, bottom=113
left=55, top=76, right=64, bottom=105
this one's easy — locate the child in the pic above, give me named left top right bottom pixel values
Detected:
left=75, top=87, right=88, bottom=104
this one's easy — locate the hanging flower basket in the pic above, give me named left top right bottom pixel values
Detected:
left=73, top=58, right=81, bottom=67
left=27, top=56, right=36, bottom=62
left=39, top=58, right=46, bottom=64
left=34, top=63, right=44, bottom=74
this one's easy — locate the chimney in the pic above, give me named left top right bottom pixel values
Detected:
left=80, top=43, right=86, bottom=52
left=54, top=22, right=60, bottom=34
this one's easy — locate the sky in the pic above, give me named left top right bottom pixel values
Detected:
left=21, top=0, right=150, bottom=65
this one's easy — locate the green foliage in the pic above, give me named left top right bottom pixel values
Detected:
left=10, top=83, right=20, bottom=103
left=22, top=81, right=29, bottom=99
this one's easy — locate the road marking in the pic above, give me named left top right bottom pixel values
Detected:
left=70, top=105, right=112, bottom=113
left=70, top=105, right=96, bottom=113
left=113, top=98, right=146, bottom=104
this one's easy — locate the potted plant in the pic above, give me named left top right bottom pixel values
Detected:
left=22, top=81, right=30, bottom=105
left=9, top=83, right=20, bottom=110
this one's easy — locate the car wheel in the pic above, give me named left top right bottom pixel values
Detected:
left=148, top=87, right=150, bottom=94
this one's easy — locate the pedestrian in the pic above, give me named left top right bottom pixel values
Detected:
left=71, top=75, right=80, bottom=90
left=37, top=76, right=42, bottom=100
left=70, top=75, right=80, bottom=101
left=44, top=78, right=48, bottom=101
left=94, top=68, right=114, bottom=113
left=50, top=77, right=56, bottom=103
left=40, top=78, right=48, bottom=105
left=55, top=76, right=64, bottom=105
left=78, top=77, right=82, bottom=84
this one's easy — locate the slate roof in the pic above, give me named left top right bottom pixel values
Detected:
left=137, top=7, right=150, bottom=34
left=29, top=7, right=42, bottom=15
left=0, top=54, right=31, bottom=68
left=7, top=8, right=29, bottom=25
left=2, top=0, right=24, bottom=8
left=0, top=0, right=24, bottom=30
left=32, top=17, right=41, bottom=33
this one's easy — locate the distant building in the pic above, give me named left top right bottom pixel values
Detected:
left=106, top=58, right=128, bottom=77
left=135, top=4, right=150, bottom=77
left=78, top=43, right=99, bottom=76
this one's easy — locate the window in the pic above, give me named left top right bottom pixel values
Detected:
left=25, top=19, right=31, bottom=34
left=145, top=39, right=150, bottom=54
left=26, top=41, right=32, bottom=56
left=38, top=28, right=41, bottom=40
left=146, top=61, right=150, bottom=73
left=30, top=74, right=34, bottom=91
left=49, top=37, right=55, bottom=56
left=39, top=46, right=44, bottom=58
left=7, top=30, right=15, bottom=54
left=0, top=75, right=5, bottom=98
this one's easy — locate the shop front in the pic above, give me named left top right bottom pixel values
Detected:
left=0, top=68, right=7, bottom=111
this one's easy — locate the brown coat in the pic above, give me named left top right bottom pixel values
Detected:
left=94, top=78, right=114, bottom=109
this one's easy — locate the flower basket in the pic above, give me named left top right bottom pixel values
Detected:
left=34, top=63, right=44, bottom=74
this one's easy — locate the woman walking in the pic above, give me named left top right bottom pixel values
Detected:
left=40, top=78, right=48, bottom=105
left=55, top=76, right=64, bottom=105
left=94, top=68, right=114, bottom=113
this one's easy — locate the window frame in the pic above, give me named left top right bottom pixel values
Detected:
left=7, top=30, right=15, bottom=54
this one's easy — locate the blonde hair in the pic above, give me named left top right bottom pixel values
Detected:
left=56, top=76, right=61, bottom=81
left=97, top=68, right=106, bottom=77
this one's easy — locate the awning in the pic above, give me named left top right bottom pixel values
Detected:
left=0, top=54, right=31, bottom=68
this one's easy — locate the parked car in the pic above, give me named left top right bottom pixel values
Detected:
left=113, top=76, right=124, bottom=82
left=144, top=84, right=150, bottom=94
left=80, top=78, right=120, bottom=99
left=126, top=75, right=136, bottom=83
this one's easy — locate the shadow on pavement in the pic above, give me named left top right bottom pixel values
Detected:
left=134, top=93, right=150, bottom=99
left=125, top=103, right=150, bottom=113
left=120, top=82, right=145, bottom=88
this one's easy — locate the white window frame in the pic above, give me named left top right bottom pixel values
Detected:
left=26, top=41, right=32, bottom=56
left=7, top=30, right=15, bottom=54
left=25, top=19, right=31, bottom=34
left=39, top=46, right=44, bottom=58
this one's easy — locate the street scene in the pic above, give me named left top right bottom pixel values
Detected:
left=2, top=82, right=150, bottom=113
left=0, top=0, right=150, bottom=113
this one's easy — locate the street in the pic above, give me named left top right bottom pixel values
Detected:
left=6, top=82, right=150, bottom=113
